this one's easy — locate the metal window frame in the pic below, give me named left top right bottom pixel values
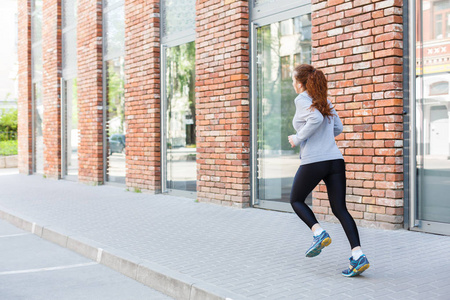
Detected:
left=249, top=3, right=311, bottom=211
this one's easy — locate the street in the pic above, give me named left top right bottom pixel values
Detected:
left=0, top=219, right=172, bottom=300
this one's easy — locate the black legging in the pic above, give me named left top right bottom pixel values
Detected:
left=290, top=159, right=361, bottom=249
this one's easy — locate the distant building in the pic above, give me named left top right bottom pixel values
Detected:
left=0, top=0, right=18, bottom=114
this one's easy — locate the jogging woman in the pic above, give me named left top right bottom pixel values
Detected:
left=288, top=64, right=370, bottom=277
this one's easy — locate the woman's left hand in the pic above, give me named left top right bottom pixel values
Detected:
left=288, top=135, right=296, bottom=148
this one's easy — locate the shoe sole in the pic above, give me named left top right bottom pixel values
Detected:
left=342, top=263, right=370, bottom=277
left=305, top=237, right=332, bottom=257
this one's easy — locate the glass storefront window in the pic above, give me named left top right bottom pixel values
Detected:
left=256, top=14, right=311, bottom=205
left=104, top=1, right=125, bottom=183
left=165, top=42, right=196, bottom=192
left=62, top=79, right=79, bottom=177
left=32, top=43, right=42, bottom=81
left=104, top=5, right=125, bottom=59
left=161, top=0, right=195, bottom=37
left=32, top=0, right=42, bottom=43
left=63, top=0, right=77, bottom=28
left=106, top=57, right=126, bottom=183
left=33, top=83, right=44, bottom=173
left=62, top=26, right=77, bottom=74
left=62, top=0, right=78, bottom=179
left=32, top=0, right=43, bottom=174
left=415, top=0, right=450, bottom=224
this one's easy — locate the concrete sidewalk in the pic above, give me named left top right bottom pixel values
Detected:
left=0, top=172, right=449, bottom=299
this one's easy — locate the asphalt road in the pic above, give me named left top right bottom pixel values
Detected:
left=0, top=219, right=173, bottom=300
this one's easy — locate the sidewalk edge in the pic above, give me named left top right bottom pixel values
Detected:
left=0, top=208, right=249, bottom=300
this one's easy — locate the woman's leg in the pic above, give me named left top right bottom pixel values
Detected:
left=323, top=159, right=361, bottom=249
left=290, top=162, right=327, bottom=228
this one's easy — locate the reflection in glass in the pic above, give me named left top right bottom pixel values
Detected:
left=62, top=28, right=77, bottom=74
left=32, top=0, right=43, bottom=174
left=62, top=0, right=78, bottom=178
left=104, top=0, right=125, bottom=183
left=34, top=83, right=44, bottom=173
left=416, top=0, right=450, bottom=223
left=165, top=42, right=196, bottom=192
left=32, top=0, right=42, bottom=43
left=161, top=0, right=195, bottom=37
left=106, top=57, right=126, bottom=183
left=32, top=44, right=43, bottom=81
left=256, top=14, right=311, bottom=204
left=63, top=79, right=79, bottom=177
left=63, top=0, right=77, bottom=28
left=105, top=5, right=125, bottom=59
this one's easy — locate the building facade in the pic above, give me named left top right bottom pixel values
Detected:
left=17, top=0, right=450, bottom=235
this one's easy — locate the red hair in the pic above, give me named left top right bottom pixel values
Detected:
left=293, top=64, right=333, bottom=118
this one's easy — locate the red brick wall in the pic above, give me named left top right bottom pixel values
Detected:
left=77, top=0, right=104, bottom=184
left=42, top=0, right=62, bottom=179
left=196, top=0, right=250, bottom=208
left=18, top=0, right=33, bottom=175
left=124, top=0, right=161, bottom=192
left=311, top=0, right=404, bottom=229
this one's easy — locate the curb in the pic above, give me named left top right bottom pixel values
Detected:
left=0, top=208, right=249, bottom=300
left=0, top=155, right=18, bottom=168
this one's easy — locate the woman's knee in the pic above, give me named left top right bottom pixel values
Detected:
left=290, top=191, right=306, bottom=205
left=330, top=205, right=351, bottom=220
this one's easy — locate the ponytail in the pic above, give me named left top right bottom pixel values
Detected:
left=293, top=64, right=333, bottom=118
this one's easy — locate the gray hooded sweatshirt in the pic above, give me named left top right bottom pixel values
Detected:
left=289, top=91, right=344, bottom=165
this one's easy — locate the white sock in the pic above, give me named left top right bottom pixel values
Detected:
left=313, top=227, right=324, bottom=237
left=352, top=249, right=363, bottom=260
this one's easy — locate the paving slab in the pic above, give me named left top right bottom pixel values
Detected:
left=0, top=173, right=449, bottom=299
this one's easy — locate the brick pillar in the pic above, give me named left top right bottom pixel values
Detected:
left=77, top=0, right=104, bottom=184
left=42, top=0, right=62, bottom=179
left=18, top=0, right=33, bottom=174
left=311, top=0, right=404, bottom=229
left=124, top=0, right=161, bottom=192
left=196, top=0, right=250, bottom=208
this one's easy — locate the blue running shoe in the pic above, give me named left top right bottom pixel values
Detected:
left=305, top=231, right=332, bottom=257
left=342, top=255, right=370, bottom=277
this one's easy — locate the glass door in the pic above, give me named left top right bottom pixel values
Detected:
left=411, top=0, right=450, bottom=234
left=252, top=13, right=312, bottom=211
left=162, top=42, right=196, bottom=194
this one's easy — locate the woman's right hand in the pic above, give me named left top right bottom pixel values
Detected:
left=288, top=135, right=296, bottom=148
